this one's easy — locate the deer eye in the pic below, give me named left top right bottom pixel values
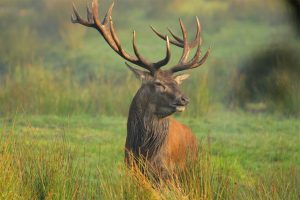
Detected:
left=154, top=82, right=167, bottom=91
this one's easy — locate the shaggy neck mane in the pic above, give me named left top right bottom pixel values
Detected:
left=127, top=87, right=169, bottom=160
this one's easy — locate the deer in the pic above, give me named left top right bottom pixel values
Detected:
left=72, top=0, right=210, bottom=178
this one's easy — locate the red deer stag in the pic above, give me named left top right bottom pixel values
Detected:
left=72, top=0, right=210, bottom=177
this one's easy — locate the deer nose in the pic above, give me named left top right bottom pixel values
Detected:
left=179, top=95, right=189, bottom=105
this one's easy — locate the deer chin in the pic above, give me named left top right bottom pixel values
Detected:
left=175, top=106, right=186, bottom=112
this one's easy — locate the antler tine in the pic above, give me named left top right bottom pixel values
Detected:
left=178, top=18, right=190, bottom=64
left=91, top=0, right=104, bottom=29
left=102, top=1, right=115, bottom=25
left=150, top=17, right=201, bottom=49
left=132, top=31, right=155, bottom=72
left=167, top=28, right=183, bottom=43
left=190, top=16, right=202, bottom=48
left=154, top=36, right=171, bottom=69
left=196, top=48, right=210, bottom=67
left=71, top=3, right=94, bottom=27
left=170, top=48, right=211, bottom=73
left=151, top=26, right=183, bottom=47
left=108, top=17, right=125, bottom=53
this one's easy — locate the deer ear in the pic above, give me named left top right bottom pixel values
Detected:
left=174, top=74, right=190, bottom=84
left=126, top=63, right=150, bottom=81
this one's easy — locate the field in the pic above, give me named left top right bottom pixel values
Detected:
left=0, top=0, right=300, bottom=199
left=1, top=112, right=299, bottom=199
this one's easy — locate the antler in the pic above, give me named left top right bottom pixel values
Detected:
left=71, top=0, right=171, bottom=74
left=151, top=17, right=210, bottom=73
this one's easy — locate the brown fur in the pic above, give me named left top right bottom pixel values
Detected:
left=162, top=118, right=198, bottom=171
left=125, top=71, right=198, bottom=177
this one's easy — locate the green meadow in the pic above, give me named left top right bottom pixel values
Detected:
left=0, top=0, right=300, bottom=199
left=1, top=112, right=299, bottom=199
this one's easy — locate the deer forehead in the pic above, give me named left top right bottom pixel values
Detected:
left=153, top=71, right=176, bottom=83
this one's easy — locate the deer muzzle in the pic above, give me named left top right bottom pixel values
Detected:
left=173, top=95, right=189, bottom=112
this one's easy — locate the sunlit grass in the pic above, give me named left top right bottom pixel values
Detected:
left=0, top=113, right=299, bottom=199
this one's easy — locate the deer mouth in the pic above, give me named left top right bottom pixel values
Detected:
left=171, top=104, right=186, bottom=112
left=175, top=106, right=186, bottom=112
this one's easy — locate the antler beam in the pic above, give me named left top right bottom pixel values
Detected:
left=72, top=0, right=210, bottom=74
left=71, top=0, right=171, bottom=74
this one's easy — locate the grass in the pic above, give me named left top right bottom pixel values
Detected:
left=0, top=111, right=299, bottom=199
left=0, top=1, right=299, bottom=199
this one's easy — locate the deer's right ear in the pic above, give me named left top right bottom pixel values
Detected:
left=126, top=63, right=150, bottom=81
left=174, top=73, right=190, bottom=84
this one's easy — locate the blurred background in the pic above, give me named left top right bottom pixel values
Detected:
left=0, top=0, right=299, bottom=117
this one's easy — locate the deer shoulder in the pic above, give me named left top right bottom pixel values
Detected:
left=161, top=118, right=198, bottom=170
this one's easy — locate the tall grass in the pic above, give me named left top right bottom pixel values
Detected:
left=0, top=65, right=136, bottom=116
left=1, top=124, right=299, bottom=199
left=0, top=124, right=85, bottom=199
left=0, top=64, right=212, bottom=117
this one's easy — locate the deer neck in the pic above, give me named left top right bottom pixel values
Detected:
left=126, top=88, right=169, bottom=160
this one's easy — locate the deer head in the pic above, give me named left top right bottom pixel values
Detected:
left=71, top=0, right=210, bottom=118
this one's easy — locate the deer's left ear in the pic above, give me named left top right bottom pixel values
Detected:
left=126, top=63, right=151, bottom=81
left=174, top=74, right=190, bottom=84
